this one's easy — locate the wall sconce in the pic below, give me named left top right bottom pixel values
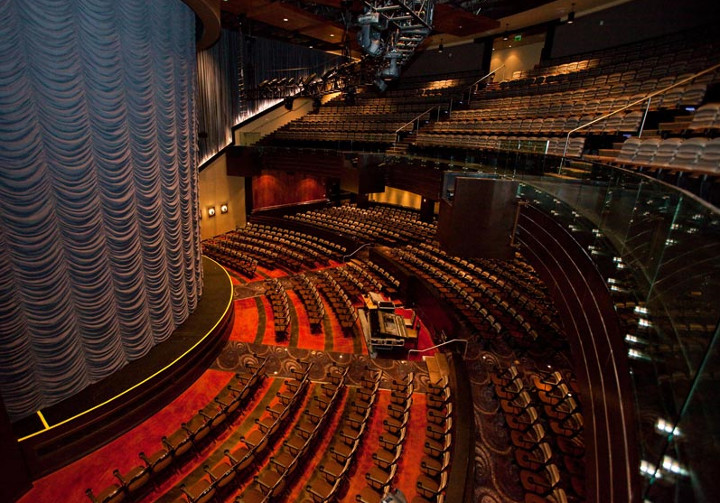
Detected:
left=220, top=203, right=229, bottom=214
left=207, top=206, right=216, bottom=217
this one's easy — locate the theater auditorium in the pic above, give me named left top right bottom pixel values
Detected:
left=1, top=0, right=718, bottom=502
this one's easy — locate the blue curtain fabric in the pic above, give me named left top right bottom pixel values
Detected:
left=0, top=0, right=202, bottom=421
left=236, top=36, right=338, bottom=124
left=197, top=29, right=241, bottom=164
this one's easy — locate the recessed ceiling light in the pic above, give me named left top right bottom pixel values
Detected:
left=309, top=45, right=314, bottom=49
left=283, top=18, right=288, bottom=22
left=330, top=34, right=335, bottom=37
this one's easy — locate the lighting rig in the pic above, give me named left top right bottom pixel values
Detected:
left=356, top=0, right=435, bottom=88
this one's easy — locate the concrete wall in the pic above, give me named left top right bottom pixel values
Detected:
left=198, top=153, right=246, bottom=239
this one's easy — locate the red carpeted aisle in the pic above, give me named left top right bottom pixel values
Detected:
left=260, top=296, right=284, bottom=346
left=20, top=369, right=233, bottom=503
left=393, top=393, right=428, bottom=500
left=229, top=298, right=260, bottom=343
left=286, top=290, right=326, bottom=351
left=341, top=390, right=391, bottom=501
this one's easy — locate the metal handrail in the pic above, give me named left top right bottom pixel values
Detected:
left=342, top=242, right=374, bottom=261
left=394, top=64, right=506, bottom=136
left=395, top=106, right=437, bottom=134
left=463, top=63, right=505, bottom=98
left=560, top=62, right=720, bottom=164
left=408, top=338, right=468, bottom=359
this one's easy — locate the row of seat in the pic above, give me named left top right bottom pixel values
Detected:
left=202, top=241, right=258, bottom=278
left=414, top=133, right=586, bottom=158
left=248, top=223, right=348, bottom=258
left=326, top=266, right=366, bottom=298
left=350, top=259, right=400, bottom=294
left=265, top=279, right=290, bottom=334
left=314, top=270, right=358, bottom=329
left=226, top=230, right=313, bottom=272
left=293, top=274, right=325, bottom=327
left=607, top=136, right=720, bottom=173
left=394, top=248, right=506, bottom=338
left=414, top=244, right=558, bottom=322
left=413, top=377, right=454, bottom=503
left=287, top=205, right=436, bottom=246
left=236, top=366, right=348, bottom=503
left=273, top=130, right=398, bottom=143
left=425, top=111, right=643, bottom=136
left=242, top=225, right=334, bottom=265
left=85, top=360, right=268, bottom=503
left=356, top=373, right=415, bottom=502
left=305, top=369, right=382, bottom=502
left=491, top=365, right=583, bottom=503
left=397, top=247, right=556, bottom=345
left=175, top=363, right=313, bottom=503
left=470, top=80, right=708, bottom=122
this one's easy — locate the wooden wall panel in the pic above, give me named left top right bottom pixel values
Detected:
left=252, top=170, right=327, bottom=210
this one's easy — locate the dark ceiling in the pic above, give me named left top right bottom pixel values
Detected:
left=219, top=0, right=557, bottom=53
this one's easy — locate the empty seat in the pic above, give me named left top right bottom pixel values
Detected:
left=689, top=103, right=720, bottom=131
left=633, top=138, right=662, bottom=165
left=679, top=83, right=707, bottom=107
left=652, top=138, right=684, bottom=166
left=673, top=137, right=707, bottom=169
left=616, top=137, right=643, bottom=163
left=696, top=138, right=720, bottom=172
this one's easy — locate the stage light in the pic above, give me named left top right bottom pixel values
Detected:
left=207, top=206, right=216, bottom=217
left=220, top=203, right=229, bottom=214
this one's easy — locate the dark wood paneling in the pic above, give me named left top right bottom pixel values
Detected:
left=438, top=178, right=518, bottom=259
left=384, top=160, right=444, bottom=200
left=0, top=397, right=32, bottom=502
left=517, top=204, right=640, bottom=503
left=252, top=170, right=327, bottom=210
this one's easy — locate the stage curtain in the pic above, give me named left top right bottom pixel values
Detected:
left=0, top=0, right=202, bottom=421
left=197, top=29, right=241, bottom=164
left=237, top=36, right=337, bottom=123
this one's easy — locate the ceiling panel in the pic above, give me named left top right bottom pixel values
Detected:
left=433, top=4, right=500, bottom=36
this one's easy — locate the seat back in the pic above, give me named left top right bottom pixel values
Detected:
left=696, top=138, right=720, bottom=172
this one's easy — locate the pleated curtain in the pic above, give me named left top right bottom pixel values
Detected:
left=0, top=0, right=202, bottom=421
left=197, top=29, right=241, bottom=164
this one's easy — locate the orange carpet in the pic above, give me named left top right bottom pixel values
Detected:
left=230, top=298, right=261, bottom=343
left=393, top=393, right=428, bottom=500
left=21, top=369, right=233, bottom=503
left=260, top=296, right=286, bottom=346
left=226, top=382, right=317, bottom=500
left=287, top=290, right=326, bottom=351
left=340, top=390, right=391, bottom=501
left=286, top=391, right=349, bottom=501
left=325, top=299, right=356, bottom=354
left=259, top=265, right=289, bottom=279
left=139, top=377, right=276, bottom=503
